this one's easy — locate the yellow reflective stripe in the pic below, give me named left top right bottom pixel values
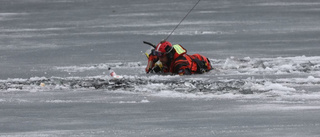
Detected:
left=145, top=52, right=149, bottom=58
left=173, top=44, right=186, bottom=55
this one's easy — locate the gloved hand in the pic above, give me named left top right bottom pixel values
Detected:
left=145, top=49, right=159, bottom=73
left=150, top=65, right=161, bottom=73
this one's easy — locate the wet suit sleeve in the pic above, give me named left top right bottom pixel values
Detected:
left=174, top=56, right=192, bottom=75
left=145, top=50, right=159, bottom=73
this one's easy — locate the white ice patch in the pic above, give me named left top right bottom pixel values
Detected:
left=0, top=12, right=28, bottom=20
left=110, top=99, right=150, bottom=104
left=249, top=82, right=296, bottom=92
left=45, top=100, right=74, bottom=103
left=239, top=104, right=320, bottom=112
left=0, top=27, right=67, bottom=33
left=223, top=56, right=240, bottom=69
left=215, top=55, right=320, bottom=75
left=109, top=13, right=159, bottom=17
left=0, top=43, right=61, bottom=50
left=277, top=76, right=320, bottom=84
left=257, top=2, right=320, bottom=6
left=54, top=62, right=142, bottom=72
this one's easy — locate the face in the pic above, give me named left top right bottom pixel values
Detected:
left=159, top=55, right=168, bottom=64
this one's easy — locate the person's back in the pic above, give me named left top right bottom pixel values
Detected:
left=146, top=40, right=212, bottom=75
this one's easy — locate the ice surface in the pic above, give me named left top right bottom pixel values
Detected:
left=1, top=0, right=320, bottom=136
left=1, top=56, right=319, bottom=102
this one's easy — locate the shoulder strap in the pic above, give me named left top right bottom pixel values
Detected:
left=172, top=44, right=187, bottom=55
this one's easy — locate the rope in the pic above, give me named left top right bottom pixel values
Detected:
left=164, top=0, right=201, bottom=41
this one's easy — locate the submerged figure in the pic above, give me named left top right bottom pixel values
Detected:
left=145, top=40, right=212, bottom=75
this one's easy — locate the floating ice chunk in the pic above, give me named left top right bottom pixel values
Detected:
left=30, top=76, right=48, bottom=81
left=223, top=57, right=240, bottom=69
left=140, top=99, right=150, bottom=103
left=45, top=100, right=74, bottom=103
left=243, top=56, right=251, bottom=61
left=247, top=81, right=296, bottom=94
left=276, top=76, right=320, bottom=84
left=118, top=101, right=137, bottom=104
left=306, top=76, right=320, bottom=83
left=264, top=82, right=296, bottom=92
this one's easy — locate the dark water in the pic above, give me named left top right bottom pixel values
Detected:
left=0, top=0, right=320, bottom=136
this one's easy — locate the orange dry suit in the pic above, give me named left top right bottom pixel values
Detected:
left=147, top=44, right=212, bottom=75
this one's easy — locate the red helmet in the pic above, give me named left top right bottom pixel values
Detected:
left=154, top=41, right=172, bottom=57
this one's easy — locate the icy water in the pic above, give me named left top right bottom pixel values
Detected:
left=1, top=0, right=320, bottom=136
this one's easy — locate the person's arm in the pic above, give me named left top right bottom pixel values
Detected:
left=145, top=50, right=159, bottom=73
left=174, top=60, right=191, bottom=75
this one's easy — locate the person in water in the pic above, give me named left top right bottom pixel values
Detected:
left=146, top=40, right=212, bottom=75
